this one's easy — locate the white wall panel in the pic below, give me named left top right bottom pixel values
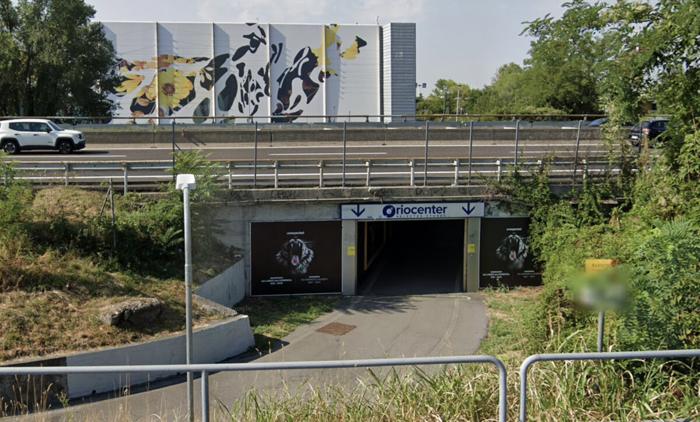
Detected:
left=213, top=23, right=271, bottom=120
left=157, top=23, right=213, bottom=123
left=103, top=22, right=158, bottom=122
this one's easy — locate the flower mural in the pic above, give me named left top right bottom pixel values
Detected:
left=106, top=23, right=377, bottom=123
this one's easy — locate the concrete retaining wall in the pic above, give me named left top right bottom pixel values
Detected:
left=196, top=261, right=246, bottom=308
left=0, top=316, right=254, bottom=402
left=81, top=127, right=601, bottom=145
left=65, top=316, right=252, bottom=398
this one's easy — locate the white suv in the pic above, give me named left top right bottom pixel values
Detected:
left=0, top=119, right=86, bottom=154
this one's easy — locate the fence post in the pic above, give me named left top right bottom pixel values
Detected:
left=201, top=370, right=210, bottom=422
left=273, top=161, right=279, bottom=189
left=109, top=178, right=116, bottom=252
left=64, top=163, right=70, bottom=186
left=453, top=159, right=460, bottom=186
left=583, top=159, right=588, bottom=183
left=365, top=161, right=371, bottom=187
left=342, top=121, right=347, bottom=187
left=572, top=120, right=582, bottom=187
left=423, top=120, right=429, bottom=186
left=122, top=163, right=128, bottom=195
left=171, top=119, right=176, bottom=182
left=467, top=121, right=474, bottom=186
left=227, top=162, right=232, bottom=190
left=496, top=159, right=502, bottom=182
left=514, top=119, right=521, bottom=167
left=409, top=159, right=415, bottom=186
left=318, top=160, right=324, bottom=188
left=253, top=121, right=258, bottom=188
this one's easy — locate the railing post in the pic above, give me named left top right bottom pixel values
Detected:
left=572, top=120, right=582, bottom=187
left=227, top=162, right=232, bottom=190
left=423, top=120, right=429, bottom=186
left=514, top=119, right=520, bottom=167
left=365, top=160, right=371, bottom=187
left=496, top=159, right=502, bottom=182
left=122, top=163, right=128, bottom=195
left=409, top=159, right=415, bottom=186
left=453, top=159, right=460, bottom=186
left=201, top=370, right=210, bottom=422
left=467, top=121, right=474, bottom=186
left=253, top=121, right=258, bottom=188
left=342, top=121, right=347, bottom=188
left=583, top=159, right=588, bottom=182
left=64, top=163, right=70, bottom=186
left=273, top=161, right=279, bottom=189
left=318, top=160, right=324, bottom=188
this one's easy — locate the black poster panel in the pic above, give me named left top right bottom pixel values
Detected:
left=479, top=218, right=542, bottom=288
left=251, top=221, right=342, bottom=295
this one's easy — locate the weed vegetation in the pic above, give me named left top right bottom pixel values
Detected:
left=0, top=151, right=233, bottom=362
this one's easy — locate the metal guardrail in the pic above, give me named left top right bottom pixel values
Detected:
left=0, top=355, right=508, bottom=422
left=519, top=349, right=700, bottom=421
left=6, top=158, right=620, bottom=192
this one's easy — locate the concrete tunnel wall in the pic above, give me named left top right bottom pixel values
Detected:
left=204, top=200, right=531, bottom=301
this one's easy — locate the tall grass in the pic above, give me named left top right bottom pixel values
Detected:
left=219, top=356, right=698, bottom=421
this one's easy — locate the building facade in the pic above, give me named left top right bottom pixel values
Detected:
left=102, top=22, right=416, bottom=123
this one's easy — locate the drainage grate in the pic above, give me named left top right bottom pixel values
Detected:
left=316, top=322, right=356, bottom=336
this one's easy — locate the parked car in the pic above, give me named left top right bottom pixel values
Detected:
left=629, top=118, right=669, bottom=146
left=587, top=117, right=608, bottom=127
left=0, top=119, right=86, bottom=154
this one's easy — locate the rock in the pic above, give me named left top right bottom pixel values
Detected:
left=100, top=298, right=164, bottom=327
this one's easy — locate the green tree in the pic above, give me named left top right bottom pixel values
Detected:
left=0, top=0, right=118, bottom=116
left=416, top=79, right=472, bottom=116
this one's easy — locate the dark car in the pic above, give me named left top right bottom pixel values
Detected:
left=630, top=118, right=669, bottom=146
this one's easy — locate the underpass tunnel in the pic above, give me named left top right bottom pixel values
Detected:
left=357, top=220, right=465, bottom=295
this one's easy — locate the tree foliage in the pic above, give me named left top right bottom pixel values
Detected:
left=0, top=0, right=118, bottom=116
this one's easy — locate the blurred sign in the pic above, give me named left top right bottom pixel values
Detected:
left=585, top=259, right=617, bottom=274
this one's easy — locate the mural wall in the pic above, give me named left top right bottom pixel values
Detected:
left=103, top=22, right=381, bottom=123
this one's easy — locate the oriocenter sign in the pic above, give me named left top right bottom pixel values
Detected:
left=341, top=202, right=485, bottom=220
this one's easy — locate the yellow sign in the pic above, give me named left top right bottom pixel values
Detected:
left=347, top=246, right=356, bottom=257
left=585, top=259, right=616, bottom=274
left=467, top=243, right=476, bottom=253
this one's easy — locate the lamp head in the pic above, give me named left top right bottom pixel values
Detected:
left=176, top=174, right=196, bottom=191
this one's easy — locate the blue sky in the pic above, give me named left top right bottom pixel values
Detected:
left=87, top=0, right=566, bottom=92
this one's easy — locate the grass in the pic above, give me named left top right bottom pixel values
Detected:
left=0, top=247, right=224, bottom=363
left=235, top=295, right=341, bottom=353
left=219, top=287, right=699, bottom=421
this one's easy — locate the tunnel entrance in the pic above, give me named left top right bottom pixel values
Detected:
left=357, top=219, right=465, bottom=295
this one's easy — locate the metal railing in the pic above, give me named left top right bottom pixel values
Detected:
left=5, top=158, right=622, bottom=192
left=0, top=355, right=508, bottom=422
left=2, top=349, right=698, bottom=421
left=1, top=113, right=608, bottom=125
left=519, top=349, right=700, bottom=421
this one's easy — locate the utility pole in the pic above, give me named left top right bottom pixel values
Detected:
left=456, top=88, right=461, bottom=121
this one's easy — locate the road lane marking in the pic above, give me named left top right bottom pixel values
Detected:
left=269, top=152, right=388, bottom=157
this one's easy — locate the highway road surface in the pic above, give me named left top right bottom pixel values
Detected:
left=3, top=139, right=613, bottom=163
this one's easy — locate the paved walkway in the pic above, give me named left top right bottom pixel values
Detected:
left=27, top=291, right=487, bottom=422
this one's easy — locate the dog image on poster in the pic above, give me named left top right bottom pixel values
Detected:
left=496, top=233, right=529, bottom=271
left=275, top=236, right=315, bottom=275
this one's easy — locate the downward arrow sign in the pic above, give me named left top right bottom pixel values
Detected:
left=462, top=203, right=476, bottom=215
left=351, top=204, right=365, bottom=217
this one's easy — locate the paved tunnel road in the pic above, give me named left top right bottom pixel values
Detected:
left=4, top=139, right=612, bottom=163
left=28, top=296, right=487, bottom=421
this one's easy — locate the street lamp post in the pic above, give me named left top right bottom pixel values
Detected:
left=176, top=174, right=196, bottom=422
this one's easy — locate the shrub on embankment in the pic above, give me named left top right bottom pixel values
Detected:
left=517, top=131, right=700, bottom=355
